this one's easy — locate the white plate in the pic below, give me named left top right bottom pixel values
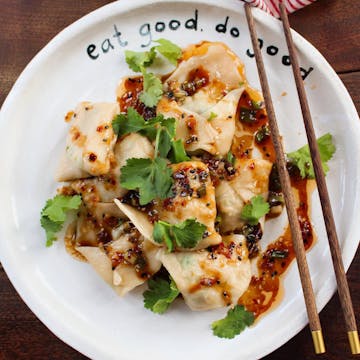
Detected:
left=0, top=1, right=359, bottom=359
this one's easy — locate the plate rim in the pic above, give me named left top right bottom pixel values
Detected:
left=0, top=0, right=359, bottom=359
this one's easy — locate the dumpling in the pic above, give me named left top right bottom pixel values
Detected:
left=157, top=88, right=243, bottom=156
left=164, top=41, right=246, bottom=113
left=56, top=102, right=119, bottom=181
left=161, top=234, right=251, bottom=311
left=157, top=42, right=245, bottom=156
left=70, top=133, right=154, bottom=204
left=77, top=221, right=161, bottom=296
left=215, top=159, right=272, bottom=233
left=114, top=161, right=222, bottom=250
left=157, top=161, right=221, bottom=249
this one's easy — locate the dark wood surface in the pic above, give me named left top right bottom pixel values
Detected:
left=0, top=1, right=359, bottom=359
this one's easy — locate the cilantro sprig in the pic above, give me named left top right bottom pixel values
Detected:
left=40, top=195, right=82, bottom=246
left=117, top=108, right=189, bottom=205
left=287, top=133, right=335, bottom=179
left=120, top=157, right=173, bottom=205
left=212, top=305, right=255, bottom=339
left=153, top=218, right=207, bottom=252
left=143, top=276, right=180, bottom=314
left=113, top=107, right=189, bottom=162
left=124, top=38, right=182, bottom=107
left=240, top=195, right=270, bottom=225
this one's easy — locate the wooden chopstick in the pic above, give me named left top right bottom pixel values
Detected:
left=244, top=4, right=325, bottom=354
left=279, top=3, right=360, bottom=354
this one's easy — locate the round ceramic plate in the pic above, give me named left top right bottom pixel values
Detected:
left=0, top=1, right=359, bottom=359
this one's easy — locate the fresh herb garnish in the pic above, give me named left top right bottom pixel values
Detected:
left=113, top=108, right=188, bottom=164
left=269, top=249, right=289, bottom=259
left=287, top=133, right=336, bottom=179
left=241, top=195, right=270, bottom=225
left=120, top=157, right=173, bottom=205
left=251, top=100, right=264, bottom=110
left=153, top=218, right=207, bottom=252
left=112, top=107, right=159, bottom=140
left=153, top=39, right=182, bottom=65
left=207, top=112, right=218, bottom=121
left=143, top=276, right=180, bottom=314
left=139, top=71, right=163, bottom=107
left=226, top=151, right=235, bottom=165
left=124, top=47, right=156, bottom=72
left=239, top=107, right=257, bottom=124
left=212, top=305, right=255, bottom=339
left=124, top=39, right=182, bottom=107
left=255, top=124, right=270, bottom=144
left=40, top=195, right=82, bottom=246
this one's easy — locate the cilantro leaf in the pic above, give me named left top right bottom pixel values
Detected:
left=226, top=151, right=235, bottom=165
left=143, top=276, right=180, bottom=314
left=153, top=218, right=207, bottom=251
left=287, top=133, right=336, bottom=179
left=207, top=112, right=218, bottom=122
left=140, top=71, right=163, bottom=107
left=240, top=195, right=270, bottom=225
left=112, top=107, right=158, bottom=140
left=40, top=195, right=82, bottom=247
left=155, top=127, right=173, bottom=158
left=169, top=139, right=190, bottom=163
left=153, top=117, right=188, bottom=163
left=153, top=39, right=182, bottom=65
left=212, top=305, right=255, bottom=339
left=120, top=157, right=173, bottom=205
left=125, top=48, right=156, bottom=72
left=40, top=216, right=62, bottom=247
left=41, top=195, right=82, bottom=222
left=153, top=221, right=174, bottom=252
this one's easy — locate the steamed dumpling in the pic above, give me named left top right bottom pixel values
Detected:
left=157, top=88, right=243, bottom=156
left=215, top=159, right=272, bottom=232
left=77, top=221, right=161, bottom=296
left=157, top=42, right=245, bottom=156
left=161, top=234, right=251, bottom=311
left=56, top=102, right=120, bottom=181
left=70, top=133, right=154, bottom=204
left=114, top=161, right=222, bottom=250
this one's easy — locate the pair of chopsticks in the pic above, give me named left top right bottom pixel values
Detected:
left=245, top=3, right=360, bottom=355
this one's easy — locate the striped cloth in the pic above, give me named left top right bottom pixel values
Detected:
left=243, top=0, right=316, bottom=17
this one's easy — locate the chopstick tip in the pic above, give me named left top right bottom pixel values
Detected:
left=348, top=331, right=360, bottom=354
left=312, top=330, right=326, bottom=354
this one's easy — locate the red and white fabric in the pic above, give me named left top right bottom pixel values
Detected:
left=243, top=0, right=317, bottom=17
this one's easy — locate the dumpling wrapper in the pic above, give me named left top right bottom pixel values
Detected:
left=161, top=234, right=251, bottom=311
left=164, top=41, right=246, bottom=114
left=70, top=133, right=154, bottom=204
left=114, top=161, right=221, bottom=250
left=56, top=101, right=119, bottom=182
left=215, top=158, right=272, bottom=232
left=157, top=88, right=243, bottom=156
left=76, top=222, right=161, bottom=296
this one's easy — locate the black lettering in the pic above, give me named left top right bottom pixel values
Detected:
left=230, top=27, right=239, bottom=38
left=266, top=45, right=278, bottom=56
left=185, top=9, right=198, bottom=30
left=155, top=21, right=166, bottom=32
left=282, top=55, right=291, bottom=66
left=112, top=25, right=128, bottom=47
left=139, top=23, right=152, bottom=47
left=101, top=38, right=114, bottom=53
left=300, top=66, right=314, bottom=80
left=246, top=38, right=263, bottom=58
left=87, top=44, right=99, bottom=60
left=169, top=19, right=181, bottom=30
left=216, top=16, right=229, bottom=33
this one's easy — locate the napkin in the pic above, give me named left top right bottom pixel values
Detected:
left=243, top=0, right=316, bottom=17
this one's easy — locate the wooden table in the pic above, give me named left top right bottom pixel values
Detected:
left=0, top=1, right=359, bottom=359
